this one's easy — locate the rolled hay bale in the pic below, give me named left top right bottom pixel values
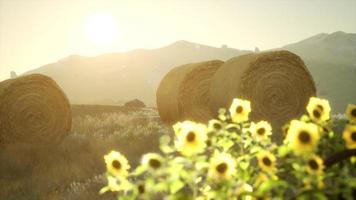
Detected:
left=0, top=74, right=71, bottom=144
left=209, top=51, right=316, bottom=138
left=156, top=60, right=224, bottom=124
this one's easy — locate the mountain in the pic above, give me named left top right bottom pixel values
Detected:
left=25, top=41, right=251, bottom=106
left=282, top=31, right=356, bottom=112
left=24, top=32, right=356, bottom=113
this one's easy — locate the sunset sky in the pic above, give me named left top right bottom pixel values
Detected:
left=0, top=0, right=355, bottom=81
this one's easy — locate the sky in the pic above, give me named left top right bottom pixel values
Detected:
left=0, top=0, right=356, bottom=81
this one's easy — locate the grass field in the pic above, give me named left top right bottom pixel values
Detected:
left=0, top=105, right=169, bottom=200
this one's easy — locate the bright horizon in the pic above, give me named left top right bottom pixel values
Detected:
left=1, top=0, right=356, bottom=81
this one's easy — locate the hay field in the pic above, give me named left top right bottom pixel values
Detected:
left=0, top=105, right=169, bottom=200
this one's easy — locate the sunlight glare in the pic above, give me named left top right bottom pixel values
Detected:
left=85, top=13, right=118, bottom=45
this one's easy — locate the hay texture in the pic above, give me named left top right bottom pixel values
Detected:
left=209, top=50, right=316, bottom=133
left=0, top=74, right=71, bottom=144
left=156, top=60, right=224, bottom=124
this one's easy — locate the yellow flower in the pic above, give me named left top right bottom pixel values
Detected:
left=306, top=155, right=324, bottom=175
left=229, top=98, right=251, bottom=123
left=346, top=104, right=356, bottom=123
left=306, top=97, right=331, bottom=123
left=172, top=121, right=183, bottom=136
left=208, top=119, right=223, bottom=132
left=141, top=153, right=164, bottom=171
left=342, top=124, right=356, bottom=149
left=175, top=121, right=207, bottom=157
left=208, top=152, right=236, bottom=181
left=104, top=151, right=130, bottom=178
left=286, top=120, right=320, bottom=155
left=257, top=151, right=276, bottom=173
left=250, top=121, right=272, bottom=141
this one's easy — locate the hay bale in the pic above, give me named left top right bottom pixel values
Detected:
left=0, top=74, right=71, bottom=144
left=209, top=51, right=316, bottom=136
left=156, top=60, right=224, bottom=124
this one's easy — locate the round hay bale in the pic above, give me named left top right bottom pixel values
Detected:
left=0, top=74, right=71, bottom=144
left=156, top=60, right=224, bottom=124
left=209, top=51, right=316, bottom=137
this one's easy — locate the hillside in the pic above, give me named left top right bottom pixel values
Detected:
left=24, top=32, right=356, bottom=113
left=282, top=31, right=356, bottom=112
left=25, top=41, right=250, bottom=106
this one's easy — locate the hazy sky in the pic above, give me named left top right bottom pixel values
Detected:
left=1, top=0, right=355, bottom=81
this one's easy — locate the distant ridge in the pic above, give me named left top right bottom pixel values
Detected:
left=24, top=32, right=356, bottom=112
left=282, top=31, right=356, bottom=112
left=25, top=41, right=251, bottom=106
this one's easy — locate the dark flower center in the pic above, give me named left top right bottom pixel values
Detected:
left=112, top=160, right=121, bottom=170
left=235, top=106, right=243, bottom=113
left=149, top=158, right=161, bottom=169
left=216, top=163, right=228, bottom=174
left=186, top=131, right=196, bottom=142
left=298, top=131, right=311, bottom=144
left=213, top=123, right=222, bottom=130
left=313, top=109, right=321, bottom=118
left=351, top=131, right=356, bottom=142
left=138, top=184, right=145, bottom=194
left=257, top=128, right=265, bottom=136
left=308, top=159, right=319, bottom=170
left=317, top=105, right=324, bottom=112
left=351, top=108, right=356, bottom=117
left=262, top=157, right=272, bottom=166
left=206, top=139, right=212, bottom=146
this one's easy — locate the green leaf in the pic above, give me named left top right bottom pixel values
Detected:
left=155, top=182, right=168, bottom=192
left=278, top=145, right=290, bottom=157
left=170, top=180, right=185, bottom=194
left=239, top=161, right=249, bottom=170
left=132, top=165, right=146, bottom=176
left=257, top=180, right=288, bottom=194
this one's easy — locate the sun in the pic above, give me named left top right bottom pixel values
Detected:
left=85, top=13, right=118, bottom=45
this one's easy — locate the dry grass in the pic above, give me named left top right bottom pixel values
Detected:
left=0, top=106, right=169, bottom=200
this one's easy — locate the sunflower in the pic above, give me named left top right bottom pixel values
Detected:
left=257, top=151, right=276, bottom=173
left=174, top=122, right=207, bottom=157
left=208, top=119, right=223, bottom=132
left=250, top=121, right=272, bottom=141
left=104, top=151, right=130, bottom=178
left=346, top=104, right=356, bottom=123
left=172, top=121, right=183, bottom=136
left=342, top=124, right=356, bottom=149
left=286, top=120, right=320, bottom=155
left=229, top=98, right=251, bottom=123
left=141, top=153, right=164, bottom=171
left=305, top=155, right=324, bottom=175
left=306, top=97, right=331, bottom=123
left=208, top=152, right=236, bottom=181
left=173, top=120, right=198, bottom=137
